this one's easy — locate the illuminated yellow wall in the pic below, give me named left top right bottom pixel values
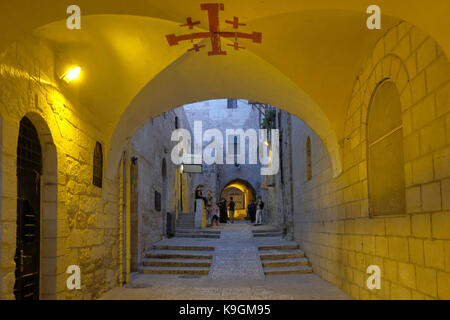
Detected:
left=221, top=182, right=255, bottom=220
left=292, top=22, right=450, bottom=300
left=0, top=0, right=449, bottom=301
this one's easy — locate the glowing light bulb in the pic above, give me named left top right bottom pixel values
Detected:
left=61, top=66, right=81, bottom=83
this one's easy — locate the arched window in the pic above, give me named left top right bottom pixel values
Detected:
left=93, top=142, right=103, bottom=188
left=367, top=80, right=405, bottom=216
left=306, top=136, right=312, bottom=181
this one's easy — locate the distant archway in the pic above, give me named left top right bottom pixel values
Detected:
left=220, top=179, right=256, bottom=220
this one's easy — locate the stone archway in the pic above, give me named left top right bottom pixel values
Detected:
left=220, top=179, right=256, bottom=220
left=14, top=113, right=58, bottom=300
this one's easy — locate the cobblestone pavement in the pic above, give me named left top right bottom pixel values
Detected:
left=99, top=222, right=350, bottom=300
left=209, top=229, right=265, bottom=280
left=100, top=274, right=350, bottom=300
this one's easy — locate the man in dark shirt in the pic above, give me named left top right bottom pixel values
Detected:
left=228, top=197, right=235, bottom=223
left=247, top=200, right=256, bottom=224
left=219, top=198, right=228, bottom=223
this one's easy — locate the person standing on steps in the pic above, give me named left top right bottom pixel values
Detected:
left=219, top=198, right=228, bottom=223
left=228, top=197, right=235, bottom=223
left=255, top=196, right=264, bottom=225
left=247, top=199, right=256, bottom=224
left=205, top=190, right=213, bottom=227
left=195, top=185, right=207, bottom=212
left=211, top=205, right=220, bottom=227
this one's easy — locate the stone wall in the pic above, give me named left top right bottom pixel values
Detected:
left=183, top=99, right=262, bottom=206
left=0, top=34, right=196, bottom=300
left=130, top=108, right=193, bottom=263
left=0, top=35, right=121, bottom=299
left=290, top=21, right=450, bottom=299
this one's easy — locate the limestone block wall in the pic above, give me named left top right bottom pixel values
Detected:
left=0, top=36, right=120, bottom=299
left=130, top=108, right=193, bottom=263
left=292, top=21, right=450, bottom=300
left=260, top=109, right=287, bottom=228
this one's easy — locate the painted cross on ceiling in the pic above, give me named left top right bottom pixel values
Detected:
left=165, top=3, right=262, bottom=55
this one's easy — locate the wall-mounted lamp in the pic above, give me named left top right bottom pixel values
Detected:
left=61, top=66, right=81, bottom=83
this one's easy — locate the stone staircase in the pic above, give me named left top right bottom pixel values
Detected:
left=258, top=244, right=313, bottom=275
left=139, top=244, right=215, bottom=275
left=175, top=212, right=222, bottom=238
left=252, top=228, right=283, bottom=237
left=175, top=229, right=221, bottom=238
left=176, top=213, right=195, bottom=229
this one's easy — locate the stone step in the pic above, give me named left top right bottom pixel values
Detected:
left=262, top=257, right=309, bottom=268
left=177, top=228, right=221, bottom=232
left=263, top=265, right=313, bottom=275
left=252, top=229, right=282, bottom=233
left=143, top=258, right=212, bottom=267
left=174, top=234, right=220, bottom=239
left=145, top=250, right=213, bottom=260
left=177, top=215, right=194, bottom=220
left=139, top=266, right=210, bottom=275
left=253, top=232, right=283, bottom=237
left=258, top=244, right=298, bottom=251
left=176, top=230, right=221, bottom=235
left=259, top=250, right=305, bottom=260
left=153, top=245, right=214, bottom=251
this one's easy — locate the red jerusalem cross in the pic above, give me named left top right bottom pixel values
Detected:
left=165, top=3, right=262, bottom=56
left=225, top=16, right=246, bottom=29
left=180, top=17, right=200, bottom=29
left=188, top=43, right=206, bottom=52
left=227, top=42, right=245, bottom=51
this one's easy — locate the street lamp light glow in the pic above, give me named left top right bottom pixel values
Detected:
left=61, top=66, right=81, bottom=83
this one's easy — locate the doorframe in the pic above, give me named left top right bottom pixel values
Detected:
left=21, top=113, right=58, bottom=300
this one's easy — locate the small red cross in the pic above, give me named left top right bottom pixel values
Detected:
left=225, top=16, right=246, bottom=29
left=227, top=42, right=245, bottom=51
left=188, top=43, right=205, bottom=52
left=180, top=17, right=200, bottom=29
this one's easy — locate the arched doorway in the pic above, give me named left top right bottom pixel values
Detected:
left=220, top=179, right=256, bottom=220
left=14, top=116, right=42, bottom=300
left=13, top=114, right=58, bottom=300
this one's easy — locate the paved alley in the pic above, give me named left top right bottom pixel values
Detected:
left=100, top=223, right=350, bottom=300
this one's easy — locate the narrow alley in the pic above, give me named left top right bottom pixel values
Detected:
left=100, top=222, right=349, bottom=300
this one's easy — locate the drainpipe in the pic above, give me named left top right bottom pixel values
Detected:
left=122, top=150, right=127, bottom=284
left=287, top=114, right=295, bottom=241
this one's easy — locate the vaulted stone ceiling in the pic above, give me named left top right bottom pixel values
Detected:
left=1, top=0, right=449, bottom=177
